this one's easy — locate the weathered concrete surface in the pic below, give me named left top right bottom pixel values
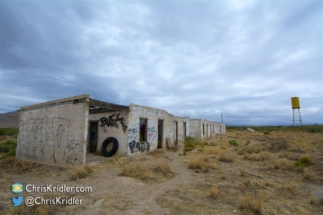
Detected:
left=88, top=110, right=129, bottom=156
left=16, top=95, right=89, bottom=167
left=89, top=104, right=190, bottom=157
left=189, top=119, right=226, bottom=140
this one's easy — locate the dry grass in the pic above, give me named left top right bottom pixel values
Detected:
left=3, top=203, right=49, bottom=215
left=308, top=195, right=316, bottom=205
left=218, top=153, right=235, bottom=162
left=279, top=151, right=300, bottom=161
left=188, top=156, right=217, bottom=172
left=302, top=167, right=317, bottom=181
left=0, top=157, right=66, bottom=178
left=259, top=151, right=271, bottom=160
left=69, top=164, right=93, bottom=181
left=319, top=196, right=323, bottom=206
left=0, top=157, right=41, bottom=172
left=203, top=147, right=220, bottom=155
left=119, top=164, right=153, bottom=181
left=220, top=173, right=226, bottom=180
left=153, top=162, right=174, bottom=176
left=240, top=178, right=252, bottom=190
left=269, top=137, right=289, bottom=151
left=188, top=157, right=205, bottom=169
left=2, top=128, right=323, bottom=215
left=244, top=153, right=261, bottom=161
left=239, top=192, right=263, bottom=214
left=148, top=149, right=164, bottom=158
left=119, top=162, right=175, bottom=183
left=282, top=183, right=297, bottom=197
left=83, top=163, right=93, bottom=174
left=203, top=162, right=218, bottom=172
left=219, top=143, right=227, bottom=150
left=0, top=175, right=11, bottom=192
left=209, top=186, right=218, bottom=198
left=266, top=158, right=293, bottom=170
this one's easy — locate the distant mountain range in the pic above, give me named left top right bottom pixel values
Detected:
left=0, top=110, right=19, bottom=128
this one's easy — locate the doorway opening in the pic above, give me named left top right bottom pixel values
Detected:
left=89, top=121, right=98, bottom=153
left=174, top=121, right=178, bottom=145
left=183, top=122, right=187, bottom=138
left=158, top=119, right=163, bottom=148
left=140, top=118, right=147, bottom=141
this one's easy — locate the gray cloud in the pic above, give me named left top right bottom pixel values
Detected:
left=0, top=0, right=322, bottom=126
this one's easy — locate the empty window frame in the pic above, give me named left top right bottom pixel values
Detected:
left=140, top=118, right=147, bottom=141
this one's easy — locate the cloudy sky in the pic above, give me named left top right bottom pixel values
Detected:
left=0, top=0, right=322, bottom=126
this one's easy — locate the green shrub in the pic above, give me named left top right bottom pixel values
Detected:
left=264, top=131, right=271, bottom=135
left=184, top=136, right=195, bottom=144
left=239, top=147, right=259, bottom=155
left=2, top=150, right=16, bottom=158
left=184, top=136, right=196, bottom=153
left=293, top=161, right=302, bottom=167
left=294, top=157, right=312, bottom=167
left=0, top=128, right=18, bottom=136
left=0, top=139, right=17, bottom=153
left=229, top=139, right=239, bottom=146
left=299, top=157, right=311, bottom=165
left=305, top=124, right=323, bottom=133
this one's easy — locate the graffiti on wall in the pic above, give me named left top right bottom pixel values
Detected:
left=99, top=113, right=127, bottom=133
left=100, top=127, right=108, bottom=133
left=64, top=139, right=83, bottom=164
left=147, top=127, right=157, bottom=142
left=128, top=124, right=139, bottom=142
left=18, top=116, right=83, bottom=164
left=128, top=140, right=150, bottom=153
left=178, top=127, right=183, bottom=137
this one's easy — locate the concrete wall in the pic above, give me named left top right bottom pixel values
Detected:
left=16, top=95, right=89, bottom=166
left=189, top=119, right=226, bottom=140
left=127, top=104, right=190, bottom=155
left=128, top=104, right=170, bottom=155
left=88, top=110, right=129, bottom=156
left=88, top=104, right=191, bottom=157
left=173, top=115, right=190, bottom=144
left=127, top=106, right=157, bottom=155
left=189, top=120, right=201, bottom=139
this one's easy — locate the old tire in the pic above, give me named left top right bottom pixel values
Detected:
left=101, top=137, right=118, bottom=157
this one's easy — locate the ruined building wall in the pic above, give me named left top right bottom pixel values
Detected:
left=127, top=105, right=163, bottom=155
left=173, top=115, right=190, bottom=144
left=127, top=105, right=189, bottom=155
left=16, top=99, right=89, bottom=166
left=88, top=110, right=129, bottom=156
left=189, top=120, right=201, bottom=139
left=189, top=119, right=226, bottom=140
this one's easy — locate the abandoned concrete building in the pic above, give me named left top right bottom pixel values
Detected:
left=16, top=94, right=225, bottom=167
left=189, top=119, right=226, bottom=140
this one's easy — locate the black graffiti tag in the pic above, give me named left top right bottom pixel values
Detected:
left=128, top=140, right=150, bottom=153
left=99, top=113, right=127, bottom=133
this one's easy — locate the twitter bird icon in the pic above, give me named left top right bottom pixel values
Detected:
left=12, top=196, right=23, bottom=207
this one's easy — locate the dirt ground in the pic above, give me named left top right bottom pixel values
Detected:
left=1, top=129, right=323, bottom=215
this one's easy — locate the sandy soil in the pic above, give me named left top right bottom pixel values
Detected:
left=1, top=130, right=323, bottom=215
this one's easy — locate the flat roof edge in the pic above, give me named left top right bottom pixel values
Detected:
left=130, top=103, right=169, bottom=112
left=20, top=94, right=90, bottom=111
